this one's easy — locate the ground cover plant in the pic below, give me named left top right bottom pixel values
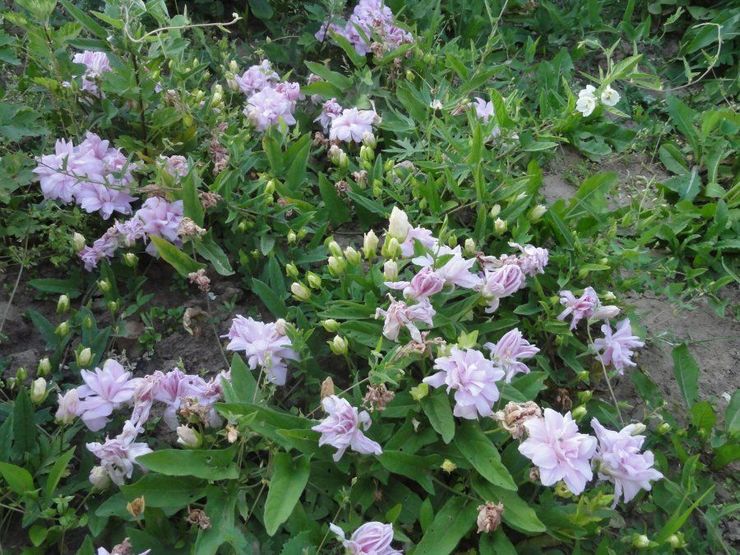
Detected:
left=0, top=0, right=738, bottom=553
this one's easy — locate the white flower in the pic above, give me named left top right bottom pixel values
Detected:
left=600, top=85, right=620, bottom=106
left=576, top=86, right=597, bottom=117
left=387, top=207, right=411, bottom=242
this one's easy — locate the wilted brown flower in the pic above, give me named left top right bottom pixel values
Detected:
left=555, top=388, right=573, bottom=411
left=363, top=384, right=395, bottom=412
left=320, top=377, right=335, bottom=399
left=199, top=191, right=222, bottom=209
left=126, top=496, right=145, bottom=519
left=335, top=180, right=349, bottom=194
left=187, top=269, right=211, bottom=292
left=186, top=508, right=212, bottom=530
left=493, top=401, right=542, bottom=439
left=178, top=217, right=206, bottom=238
left=110, top=537, right=134, bottom=555
left=476, top=502, right=504, bottom=534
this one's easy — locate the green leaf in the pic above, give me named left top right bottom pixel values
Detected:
left=413, top=496, right=478, bottom=555
left=181, top=171, right=204, bottom=226
left=454, top=422, right=516, bottom=490
left=726, top=390, right=740, bottom=437
left=59, top=0, right=108, bottom=38
left=666, top=96, right=700, bottom=157
left=318, top=173, right=350, bottom=225
left=655, top=485, right=714, bottom=543
left=378, top=451, right=437, bottom=494
left=137, top=447, right=238, bottom=480
left=672, top=343, right=699, bottom=408
left=304, top=62, right=352, bottom=91
left=471, top=476, right=546, bottom=534
left=248, top=0, right=273, bottom=19
left=195, top=234, right=234, bottom=276
left=44, top=447, right=75, bottom=498
left=284, top=134, right=311, bottom=194
left=690, top=401, right=716, bottom=435
left=662, top=168, right=701, bottom=201
left=12, top=387, right=36, bottom=456
left=195, top=486, right=247, bottom=555
left=28, top=277, right=81, bottom=297
left=149, top=236, right=204, bottom=277
left=421, top=389, right=455, bottom=444
left=121, top=475, right=207, bottom=508
left=227, top=354, right=258, bottom=403
left=251, top=278, right=287, bottom=318
left=0, top=461, right=34, bottom=495
left=480, top=529, right=517, bottom=555
left=264, top=452, right=311, bottom=536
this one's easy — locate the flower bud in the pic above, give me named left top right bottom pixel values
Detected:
left=603, top=291, right=616, bottom=302
left=363, top=230, right=379, bottom=259
left=667, top=533, right=686, bottom=549
left=464, top=238, right=476, bottom=255
left=328, top=335, right=348, bottom=356
left=264, top=179, right=277, bottom=195
left=657, top=422, right=671, bottom=434
left=57, top=294, right=70, bottom=314
left=382, top=236, right=402, bottom=259
left=576, top=390, right=592, bottom=404
left=97, top=279, right=111, bottom=293
left=55, top=321, right=70, bottom=337
left=177, top=425, right=203, bottom=448
left=274, top=319, right=287, bottom=335
left=123, top=252, right=138, bottom=267
left=528, top=204, right=547, bottom=221
left=320, top=377, right=335, bottom=399
left=15, top=367, right=27, bottom=382
left=30, top=377, right=48, bottom=404
left=344, top=246, right=361, bottom=266
left=290, top=282, right=311, bottom=302
left=571, top=405, right=587, bottom=421
left=494, top=218, right=507, bottom=235
left=89, top=466, right=111, bottom=490
left=228, top=60, right=239, bottom=72
left=76, top=347, right=93, bottom=367
left=489, top=204, right=501, bottom=218
left=328, top=145, right=348, bottom=168
left=72, top=232, right=86, bottom=252
left=321, top=320, right=341, bottom=335
left=107, top=300, right=118, bottom=314
left=361, top=132, right=377, bottom=149
left=127, top=496, right=146, bottom=519
left=285, top=262, right=299, bottom=279
left=440, top=459, right=457, bottom=473
left=387, top=207, right=411, bottom=242
left=82, top=316, right=93, bottom=330
left=37, top=357, right=52, bottom=377
left=327, top=240, right=343, bottom=258
left=554, top=481, right=572, bottom=498
left=383, top=260, right=398, bottom=281
left=360, top=145, right=375, bottom=163
left=630, top=422, right=647, bottom=435
left=328, top=256, right=347, bottom=276
left=406, top=70, right=415, bottom=81
left=632, top=534, right=650, bottom=549
left=306, top=271, right=322, bottom=289
left=287, top=230, right=297, bottom=244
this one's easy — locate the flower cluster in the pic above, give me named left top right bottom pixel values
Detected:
left=517, top=408, right=662, bottom=500
left=316, top=0, right=413, bottom=56
left=575, top=84, right=620, bottom=117
left=224, top=316, right=299, bottom=386
left=78, top=197, right=184, bottom=270
left=72, top=50, right=112, bottom=97
left=237, top=60, right=302, bottom=131
left=328, top=104, right=380, bottom=143
left=34, top=132, right=137, bottom=219
left=558, top=287, right=619, bottom=329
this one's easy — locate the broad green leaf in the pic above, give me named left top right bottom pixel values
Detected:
left=421, top=389, right=455, bottom=444
left=304, top=62, right=353, bottom=91
left=672, top=343, right=699, bottom=408
left=655, top=485, right=714, bottom=543
left=378, top=451, right=437, bottom=494
left=690, top=401, right=716, bottom=435
left=121, top=475, right=207, bottom=508
left=195, top=234, right=234, bottom=276
left=251, top=278, right=287, bottom=318
left=726, top=390, right=740, bottom=436
left=195, top=486, right=248, bottom=555
left=318, top=173, right=350, bottom=225
left=0, top=461, right=34, bottom=494
left=663, top=168, right=701, bottom=201
left=666, top=96, right=700, bottom=157
left=12, top=387, right=36, bottom=456
left=149, top=236, right=204, bottom=277
left=28, top=277, right=81, bottom=297
left=137, top=447, right=238, bottom=480
left=248, top=0, right=273, bottom=19
left=44, top=447, right=75, bottom=498
left=284, top=134, right=311, bottom=193
left=181, top=171, right=204, bottom=226
left=225, top=354, right=258, bottom=403
left=412, top=496, right=478, bottom=555
left=455, top=422, right=516, bottom=490
left=59, top=0, right=108, bottom=38
left=264, top=452, right=311, bottom=536
left=480, top=529, right=517, bottom=555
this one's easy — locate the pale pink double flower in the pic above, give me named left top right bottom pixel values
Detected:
left=484, top=328, right=539, bottom=382
left=76, top=359, right=141, bottom=432
left=329, top=107, right=378, bottom=143
left=593, top=318, right=644, bottom=374
left=477, top=265, right=525, bottom=313
left=329, top=521, right=402, bottom=554
left=558, top=287, right=620, bottom=329
left=384, top=266, right=444, bottom=300
left=375, top=296, right=435, bottom=343
left=312, top=395, right=382, bottom=461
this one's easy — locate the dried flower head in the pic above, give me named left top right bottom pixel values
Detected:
left=188, top=269, right=211, bottom=292
left=476, top=502, right=504, bottom=533
left=126, top=496, right=145, bottom=519
left=494, top=401, right=543, bottom=439
left=186, top=508, right=212, bottom=530
left=362, top=384, right=395, bottom=412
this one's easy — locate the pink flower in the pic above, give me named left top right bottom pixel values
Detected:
left=477, top=265, right=525, bottom=313
left=78, top=227, right=121, bottom=270
left=244, top=87, right=297, bottom=131
left=312, top=395, right=382, bottom=461
left=234, top=60, right=279, bottom=95
left=160, top=155, right=189, bottom=178
left=329, top=107, right=378, bottom=143
left=384, top=266, right=444, bottom=300
left=72, top=51, right=112, bottom=96
left=519, top=408, right=597, bottom=495
left=135, top=197, right=184, bottom=252
left=274, top=81, right=302, bottom=103
left=413, top=246, right=480, bottom=289
left=510, top=242, right=549, bottom=276
left=399, top=226, right=437, bottom=257
left=315, top=98, right=343, bottom=133
left=152, top=368, right=210, bottom=429
left=375, top=297, right=435, bottom=343
left=558, top=287, right=620, bottom=329
left=75, top=183, right=135, bottom=219
left=424, top=347, right=505, bottom=419
left=55, top=388, right=80, bottom=424
left=473, top=97, right=494, bottom=123
left=590, top=418, right=663, bottom=506
left=223, top=316, right=299, bottom=386
left=592, top=318, right=644, bottom=374
left=329, top=521, right=402, bottom=554
left=76, top=359, right=141, bottom=431
left=484, top=328, right=539, bottom=382
left=86, top=420, right=152, bottom=485
left=33, top=139, right=80, bottom=202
